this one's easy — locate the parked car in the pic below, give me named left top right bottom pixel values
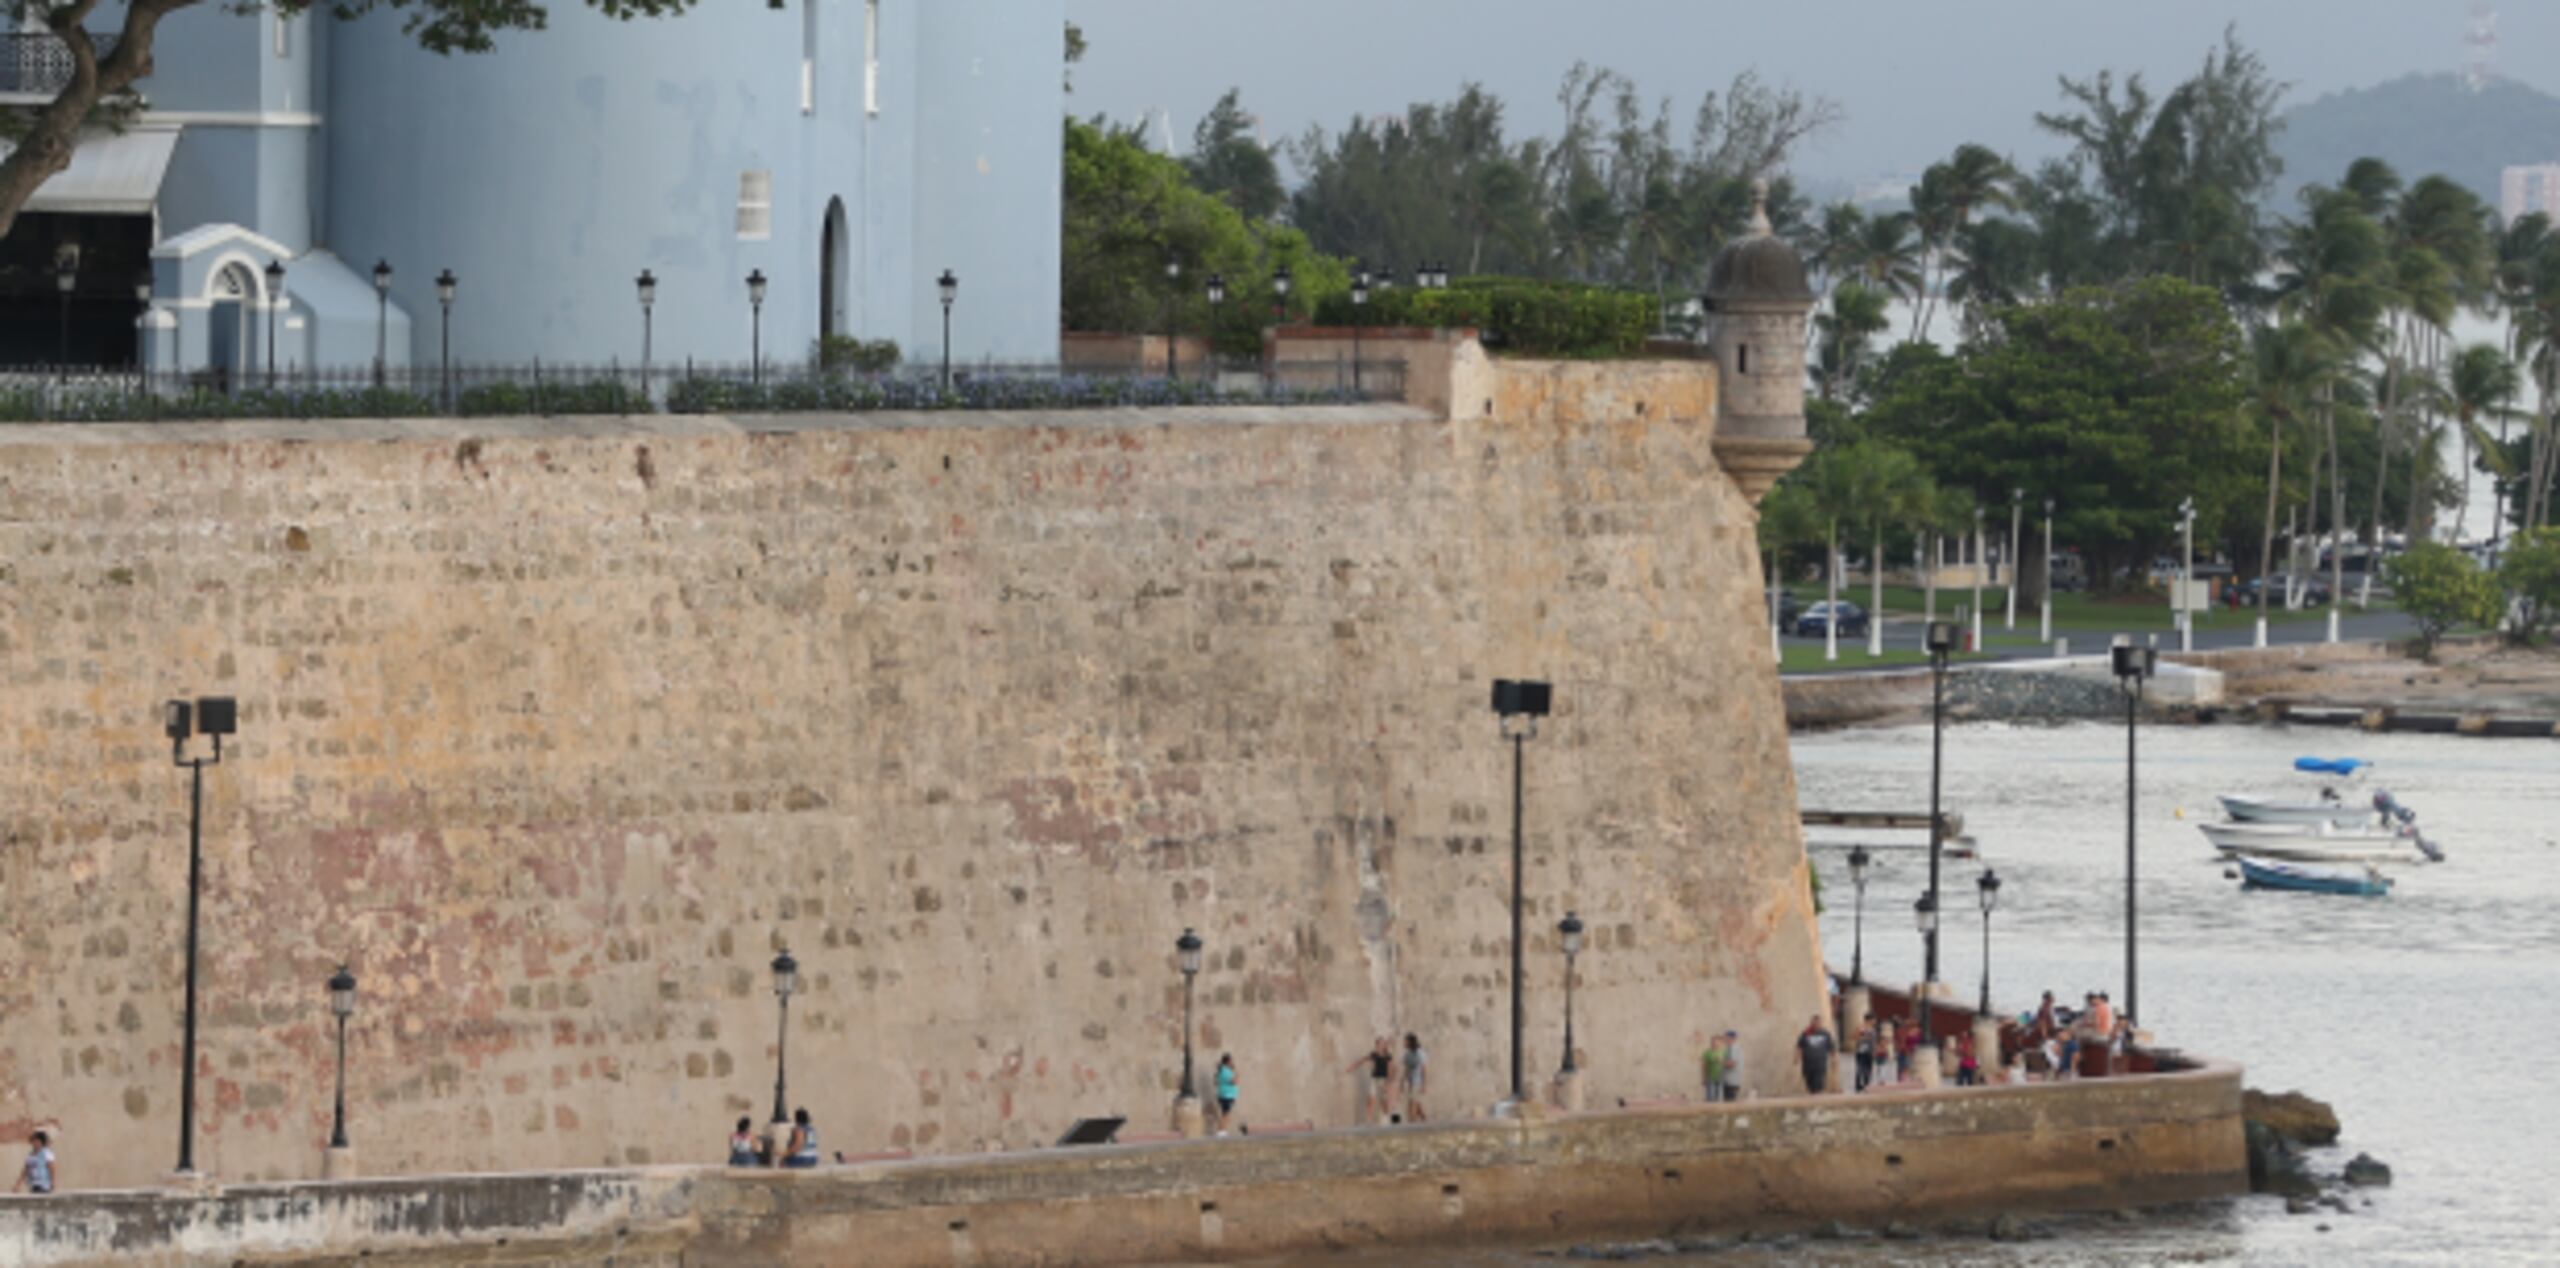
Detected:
left=1793, top=600, right=1869, bottom=639
left=2230, top=575, right=2332, bottom=607
left=1766, top=589, right=1803, bottom=626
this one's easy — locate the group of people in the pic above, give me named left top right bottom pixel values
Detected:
left=1345, top=1034, right=1428, bottom=1124
left=2024, top=990, right=2133, bottom=1080
left=725, top=1109, right=823, bottom=1169
left=1697, top=1029, right=1745, bottom=1101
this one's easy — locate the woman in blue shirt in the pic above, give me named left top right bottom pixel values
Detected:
left=1213, top=1054, right=1239, bottom=1135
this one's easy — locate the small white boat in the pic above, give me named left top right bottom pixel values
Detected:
left=2234, top=855, right=2393, bottom=897
left=2198, top=820, right=2440, bottom=864
left=2216, top=793, right=2372, bottom=828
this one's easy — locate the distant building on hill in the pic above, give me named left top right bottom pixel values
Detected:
left=2501, top=163, right=2560, bottom=225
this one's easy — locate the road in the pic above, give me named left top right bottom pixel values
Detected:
left=1777, top=604, right=2420, bottom=678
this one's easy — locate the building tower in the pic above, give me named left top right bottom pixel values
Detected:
left=2467, top=2, right=2499, bottom=92
left=1702, top=180, right=1816, bottom=504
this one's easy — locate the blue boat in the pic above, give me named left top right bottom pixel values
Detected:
left=2236, top=854, right=2393, bottom=897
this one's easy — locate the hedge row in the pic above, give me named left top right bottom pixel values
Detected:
left=1309, top=279, right=1660, bottom=358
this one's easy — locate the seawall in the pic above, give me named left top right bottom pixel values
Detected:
left=0, top=1061, right=2247, bottom=1265
left=0, top=353, right=1830, bottom=1188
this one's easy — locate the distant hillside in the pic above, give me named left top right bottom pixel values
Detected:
left=2275, top=72, right=2560, bottom=212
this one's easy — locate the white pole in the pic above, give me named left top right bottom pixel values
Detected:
left=2179, top=498, right=2195, bottom=654
left=2006, top=492, right=2022, bottom=630
left=1970, top=510, right=1985, bottom=653
left=1826, top=526, right=1840, bottom=663
left=2039, top=502, right=2054, bottom=646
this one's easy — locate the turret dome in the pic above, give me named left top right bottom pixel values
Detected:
left=1704, top=180, right=1814, bottom=307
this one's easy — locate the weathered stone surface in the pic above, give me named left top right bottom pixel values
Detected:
left=0, top=356, right=1828, bottom=1190
left=2342, top=1152, right=2392, bottom=1187
left=2243, top=1088, right=2342, bottom=1146
left=2244, top=1119, right=2320, bottom=1198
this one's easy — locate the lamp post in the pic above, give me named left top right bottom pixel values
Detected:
left=370, top=259, right=392, bottom=389
left=2110, top=639, right=2155, bottom=1032
left=1350, top=268, right=1370, bottom=395
left=746, top=269, right=768, bottom=388
left=1557, top=911, right=1583, bottom=1075
left=165, top=695, right=238, bottom=1175
left=636, top=270, right=657, bottom=397
left=1204, top=273, right=1226, bottom=378
left=263, top=260, right=285, bottom=387
left=1491, top=677, right=1552, bottom=1107
left=2040, top=497, right=2055, bottom=645
left=1163, top=256, right=1182, bottom=379
left=1924, top=620, right=1954, bottom=990
left=1975, top=870, right=2001, bottom=1016
left=435, top=269, right=456, bottom=412
left=937, top=268, right=958, bottom=391
left=1969, top=504, right=1986, bottom=652
left=1272, top=265, right=1293, bottom=323
left=768, top=948, right=797, bottom=1130
left=1912, top=892, right=1938, bottom=1046
left=1846, top=845, right=1872, bottom=985
left=2178, top=496, right=2197, bottom=653
left=54, top=252, right=75, bottom=383
left=327, top=964, right=357, bottom=1150
left=2006, top=489, right=2023, bottom=630
left=1176, top=927, right=1203, bottom=1100
left=133, top=274, right=152, bottom=379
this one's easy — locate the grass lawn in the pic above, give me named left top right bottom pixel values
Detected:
left=1781, top=583, right=2383, bottom=633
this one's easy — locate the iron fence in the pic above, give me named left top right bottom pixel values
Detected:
left=0, top=356, right=1409, bottom=423
left=0, top=32, right=119, bottom=96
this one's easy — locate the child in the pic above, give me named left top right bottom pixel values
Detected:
left=14, top=1131, right=54, bottom=1195
left=726, top=1117, right=758, bottom=1167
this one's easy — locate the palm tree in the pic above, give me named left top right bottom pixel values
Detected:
left=2268, top=187, right=2391, bottom=636
left=1846, top=212, right=1926, bottom=306
left=2449, top=343, right=2524, bottom=542
left=1946, top=219, right=2041, bottom=331
left=1757, top=478, right=1822, bottom=655
left=1908, top=143, right=2018, bottom=343
left=1814, top=283, right=1892, bottom=400
left=2246, top=323, right=2344, bottom=638
left=1840, top=442, right=1927, bottom=657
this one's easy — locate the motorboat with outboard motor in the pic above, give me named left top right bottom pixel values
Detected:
left=2199, top=818, right=2443, bottom=864
left=2233, top=855, right=2393, bottom=897
left=2216, top=757, right=2393, bottom=827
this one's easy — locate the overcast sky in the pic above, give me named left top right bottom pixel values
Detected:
left=1062, top=0, right=2556, bottom=182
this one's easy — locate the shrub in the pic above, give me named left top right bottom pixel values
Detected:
left=2382, top=543, right=2499, bottom=659
left=457, top=379, right=652, bottom=417
left=815, top=336, right=901, bottom=374
left=1309, top=277, right=1659, bottom=358
left=2497, top=527, right=2560, bottom=646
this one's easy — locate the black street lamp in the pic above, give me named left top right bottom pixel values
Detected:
left=1491, top=677, right=1553, bottom=1106
left=371, top=259, right=392, bottom=389
left=435, top=269, right=456, bottom=412
left=768, top=948, right=797, bottom=1129
left=1204, top=274, right=1226, bottom=376
left=265, top=259, right=286, bottom=387
left=636, top=269, right=657, bottom=397
left=54, top=251, right=75, bottom=382
left=937, top=268, right=958, bottom=391
left=1975, top=870, right=2002, bottom=1016
left=1912, top=892, right=1938, bottom=1046
left=1846, top=844, right=1872, bottom=985
left=1163, top=255, right=1183, bottom=379
left=2110, top=639, right=2156, bottom=1030
left=1271, top=265, right=1293, bottom=322
left=1350, top=268, right=1370, bottom=395
left=746, top=269, right=769, bottom=388
left=1176, top=927, right=1203, bottom=1100
left=165, top=694, right=238, bottom=1175
left=1557, top=911, right=1584, bottom=1075
left=1924, top=620, right=1955, bottom=989
left=327, top=964, right=357, bottom=1150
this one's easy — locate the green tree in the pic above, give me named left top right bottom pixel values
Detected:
left=0, top=0, right=696, bottom=237
left=2382, top=542, right=2496, bottom=658
left=1907, top=143, right=2019, bottom=343
left=1814, top=282, right=1891, bottom=402
left=2245, top=322, right=2347, bottom=624
left=2452, top=344, right=2525, bottom=538
left=2496, top=527, right=2560, bottom=645
left=1186, top=90, right=1286, bottom=222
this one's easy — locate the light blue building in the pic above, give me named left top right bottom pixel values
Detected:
left=6, top=0, right=1061, bottom=380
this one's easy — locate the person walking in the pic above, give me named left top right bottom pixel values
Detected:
left=1719, top=1031, right=1743, bottom=1103
left=782, top=1108, right=820, bottom=1169
left=1853, top=1016, right=1877, bottom=1092
left=1345, top=1038, right=1394, bottom=1125
left=1877, top=1019, right=1899, bottom=1085
left=726, top=1117, right=759, bottom=1167
left=1954, top=1031, right=1980, bottom=1087
left=1896, top=1017, right=1919, bottom=1083
left=14, top=1131, right=54, bottom=1195
left=1795, top=1015, right=1835, bottom=1095
left=1401, top=1033, right=1430, bottom=1123
left=1213, top=1054, right=1239, bottom=1135
left=1700, top=1032, right=1727, bottom=1103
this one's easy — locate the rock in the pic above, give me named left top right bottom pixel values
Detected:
left=1810, top=1220, right=1856, bottom=1241
left=2317, top=1223, right=2333, bottom=1233
left=2285, top=1196, right=2316, bottom=1216
left=2243, top=1089, right=2342, bottom=1147
left=1987, top=1214, right=2028, bottom=1242
left=1668, top=1236, right=1727, bottom=1254
left=2244, top=1119, right=2322, bottom=1198
left=2343, top=1153, right=2393, bottom=1187
left=1881, top=1221, right=1923, bottom=1241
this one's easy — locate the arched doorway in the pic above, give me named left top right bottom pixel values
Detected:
left=205, top=262, right=258, bottom=389
left=819, top=196, right=849, bottom=340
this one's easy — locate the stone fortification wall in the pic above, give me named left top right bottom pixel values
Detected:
left=0, top=356, right=1822, bottom=1190
left=0, top=1062, right=2247, bottom=1266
